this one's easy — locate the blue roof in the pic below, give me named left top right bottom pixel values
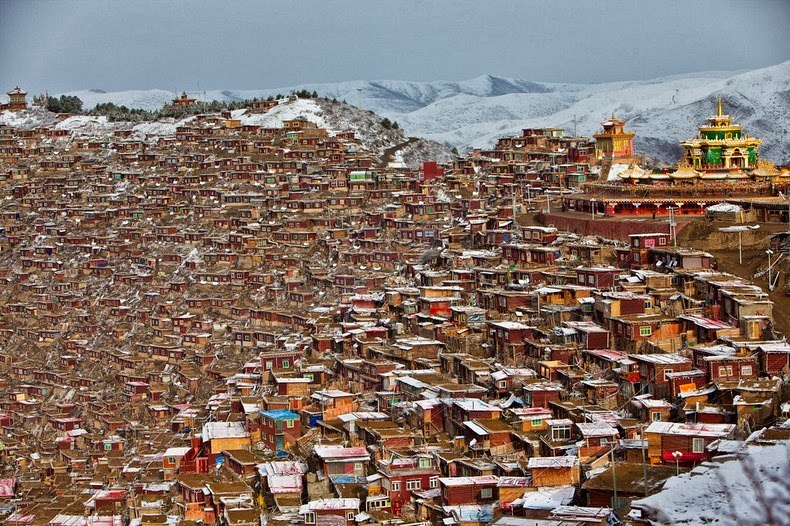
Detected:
left=261, top=409, right=300, bottom=420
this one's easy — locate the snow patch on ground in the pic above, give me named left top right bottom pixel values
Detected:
left=607, top=163, right=630, bottom=182
left=632, top=442, right=790, bottom=526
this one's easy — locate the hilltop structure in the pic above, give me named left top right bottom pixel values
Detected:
left=1, top=87, right=27, bottom=112
left=172, top=91, right=197, bottom=107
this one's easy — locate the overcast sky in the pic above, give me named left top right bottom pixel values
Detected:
left=2, top=0, right=789, bottom=94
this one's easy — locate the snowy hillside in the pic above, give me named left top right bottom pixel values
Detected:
left=0, top=97, right=455, bottom=169
left=38, top=60, right=790, bottom=164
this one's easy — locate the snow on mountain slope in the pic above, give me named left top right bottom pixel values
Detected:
left=60, top=88, right=177, bottom=111
left=42, top=60, right=790, bottom=164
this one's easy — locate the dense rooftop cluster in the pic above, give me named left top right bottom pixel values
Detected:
left=0, top=97, right=788, bottom=526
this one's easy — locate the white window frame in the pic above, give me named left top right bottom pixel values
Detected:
left=481, top=488, right=493, bottom=498
left=651, top=411, right=662, bottom=422
left=741, top=365, right=753, bottom=376
left=692, top=437, right=705, bottom=453
left=639, top=326, right=651, bottom=337
left=346, top=512, right=355, bottom=521
left=305, top=512, right=316, bottom=524
left=406, top=479, right=421, bottom=490
left=551, top=425, right=571, bottom=441
left=390, top=481, right=400, bottom=492
left=429, top=477, right=439, bottom=488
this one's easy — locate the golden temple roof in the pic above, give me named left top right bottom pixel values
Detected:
left=669, top=163, right=700, bottom=180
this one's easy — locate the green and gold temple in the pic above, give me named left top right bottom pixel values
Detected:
left=678, top=98, right=761, bottom=178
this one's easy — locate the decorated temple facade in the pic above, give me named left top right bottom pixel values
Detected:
left=680, top=98, right=760, bottom=173
left=593, top=114, right=634, bottom=159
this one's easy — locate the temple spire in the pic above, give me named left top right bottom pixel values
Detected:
left=717, top=97, right=723, bottom=117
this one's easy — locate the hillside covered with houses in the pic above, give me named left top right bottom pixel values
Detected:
left=0, top=88, right=787, bottom=526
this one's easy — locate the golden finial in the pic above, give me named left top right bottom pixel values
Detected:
left=611, top=113, right=615, bottom=120
left=717, top=97, right=723, bottom=117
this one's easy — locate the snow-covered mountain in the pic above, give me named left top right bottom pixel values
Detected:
left=9, top=60, right=790, bottom=163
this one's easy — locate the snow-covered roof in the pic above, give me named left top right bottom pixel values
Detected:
left=202, top=421, right=248, bottom=441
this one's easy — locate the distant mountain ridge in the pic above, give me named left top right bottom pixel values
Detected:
left=40, top=60, right=790, bottom=163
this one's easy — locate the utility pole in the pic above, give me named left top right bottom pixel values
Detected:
left=512, top=186, right=518, bottom=232
left=668, top=207, right=678, bottom=248
left=672, top=450, right=682, bottom=476
left=640, top=424, right=648, bottom=496
left=610, top=444, right=618, bottom=511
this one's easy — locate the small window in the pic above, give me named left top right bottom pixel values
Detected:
left=481, top=488, right=493, bottom=498
left=282, top=360, right=290, bottom=368
left=692, top=437, right=705, bottom=453
left=651, top=411, right=662, bottom=422
left=552, top=426, right=571, bottom=441
left=430, top=477, right=439, bottom=488
left=531, top=418, right=542, bottom=427
left=346, top=512, right=355, bottom=521
left=391, top=481, right=400, bottom=492
left=498, top=381, right=507, bottom=389
left=287, top=420, right=295, bottom=428
left=305, top=512, right=316, bottom=524
left=664, top=368, right=673, bottom=380
left=639, top=326, right=651, bottom=337
left=741, top=365, right=753, bottom=376
left=354, top=462, right=363, bottom=470
left=659, top=237, right=666, bottom=246
left=406, top=480, right=421, bottom=490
